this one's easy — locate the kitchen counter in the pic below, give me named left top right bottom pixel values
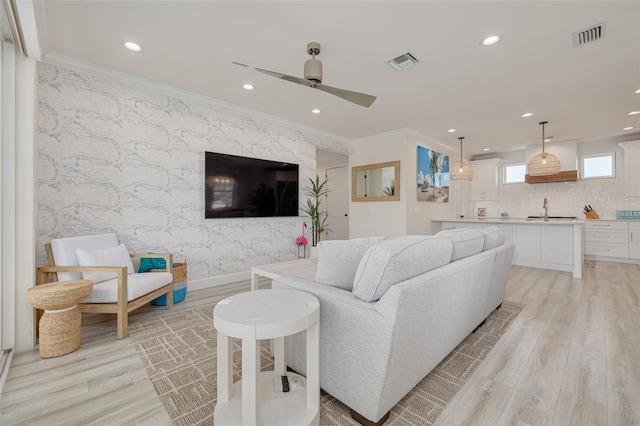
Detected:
left=432, top=218, right=584, bottom=278
left=434, top=217, right=585, bottom=225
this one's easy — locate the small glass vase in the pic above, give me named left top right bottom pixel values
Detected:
left=297, top=245, right=306, bottom=259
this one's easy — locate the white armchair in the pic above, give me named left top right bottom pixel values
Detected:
left=36, top=233, right=174, bottom=339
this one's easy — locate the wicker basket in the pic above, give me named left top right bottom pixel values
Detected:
left=150, top=261, right=187, bottom=306
left=150, top=261, right=187, bottom=284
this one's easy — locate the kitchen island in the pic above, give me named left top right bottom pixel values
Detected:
left=432, top=217, right=584, bottom=279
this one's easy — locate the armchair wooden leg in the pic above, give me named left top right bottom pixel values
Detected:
left=117, top=304, right=128, bottom=339
left=166, top=284, right=173, bottom=309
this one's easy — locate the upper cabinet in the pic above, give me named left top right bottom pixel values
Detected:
left=619, top=141, right=640, bottom=197
left=471, top=158, right=500, bottom=201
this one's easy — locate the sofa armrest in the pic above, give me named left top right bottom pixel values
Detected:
left=272, top=275, right=395, bottom=420
left=37, top=265, right=128, bottom=285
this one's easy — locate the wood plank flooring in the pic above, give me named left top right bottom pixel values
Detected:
left=436, top=261, right=640, bottom=426
left=1, top=264, right=639, bottom=425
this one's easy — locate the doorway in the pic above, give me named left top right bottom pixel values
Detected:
left=316, top=149, right=349, bottom=240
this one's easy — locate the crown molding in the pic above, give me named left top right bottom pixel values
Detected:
left=41, top=53, right=354, bottom=145
left=355, top=127, right=458, bottom=158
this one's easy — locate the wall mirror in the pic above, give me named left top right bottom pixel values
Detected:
left=352, top=161, right=400, bottom=201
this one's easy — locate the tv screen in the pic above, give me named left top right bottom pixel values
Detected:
left=205, top=152, right=299, bottom=218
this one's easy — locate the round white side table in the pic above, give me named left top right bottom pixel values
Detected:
left=213, top=289, right=320, bottom=426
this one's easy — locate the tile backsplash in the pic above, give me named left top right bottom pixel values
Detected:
left=473, top=176, right=640, bottom=220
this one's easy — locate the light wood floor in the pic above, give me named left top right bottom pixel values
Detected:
left=2, top=262, right=639, bottom=425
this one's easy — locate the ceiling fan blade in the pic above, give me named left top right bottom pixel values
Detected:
left=233, top=61, right=377, bottom=108
left=233, top=62, right=313, bottom=87
left=314, top=82, right=377, bottom=108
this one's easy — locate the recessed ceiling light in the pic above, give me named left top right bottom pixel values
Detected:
left=629, top=111, right=640, bottom=115
left=635, top=89, right=640, bottom=94
left=483, top=148, right=490, bottom=152
left=312, top=108, right=321, bottom=114
left=447, top=129, right=456, bottom=133
left=124, top=42, right=142, bottom=52
left=242, top=83, right=254, bottom=90
left=521, top=112, right=533, bottom=118
left=482, top=35, right=500, bottom=46
left=623, top=126, right=634, bottom=131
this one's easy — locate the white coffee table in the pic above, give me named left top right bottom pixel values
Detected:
left=213, top=289, right=320, bottom=426
left=250, top=258, right=318, bottom=290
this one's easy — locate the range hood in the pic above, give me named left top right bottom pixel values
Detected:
left=525, top=170, right=578, bottom=183
left=524, top=140, right=579, bottom=183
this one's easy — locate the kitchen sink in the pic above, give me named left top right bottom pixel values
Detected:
left=526, top=216, right=577, bottom=220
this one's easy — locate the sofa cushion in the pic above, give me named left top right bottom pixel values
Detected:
left=352, top=236, right=453, bottom=302
left=76, top=244, right=135, bottom=284
left=436, top=228, right=485, bottom=261
left=480, top=226, right=505, bottom=251
left=315, top=236, right=385, bottom=290
left=51, top=233, right=120, bottom=281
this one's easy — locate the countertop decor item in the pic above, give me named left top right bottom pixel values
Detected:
left=527, top=121, right=561, bottom=176
left=617, top=210, right=640, bottom=220
left=584, top=205, right=600, bottom=219
left=450, top=136, right=474, bottom=181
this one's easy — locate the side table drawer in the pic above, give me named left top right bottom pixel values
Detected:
left=585, top=242, right=628, bottom=258
left=584, top=229, right=628, bottom=244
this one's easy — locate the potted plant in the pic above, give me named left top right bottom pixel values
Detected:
left=300, top=175, right=330, bottom=251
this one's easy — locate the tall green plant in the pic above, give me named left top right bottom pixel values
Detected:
left=301, top=175, right=330, bottom=247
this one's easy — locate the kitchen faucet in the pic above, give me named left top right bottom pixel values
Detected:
left=543, top=198, right=549, bottom=222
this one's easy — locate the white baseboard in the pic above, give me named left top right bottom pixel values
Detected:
left=185, top=271, right=251, bottom=292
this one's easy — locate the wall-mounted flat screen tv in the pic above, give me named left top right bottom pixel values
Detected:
left=205, top=152, right=299, bottom=218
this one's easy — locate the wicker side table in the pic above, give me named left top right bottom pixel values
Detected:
left=27, top=280, right=93, bottom=358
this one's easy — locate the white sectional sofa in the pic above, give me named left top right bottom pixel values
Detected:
left=271, top=227, right=514, bottom=425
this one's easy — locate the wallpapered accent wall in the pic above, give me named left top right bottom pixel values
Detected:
left=38, top=63, right=348, bottom=282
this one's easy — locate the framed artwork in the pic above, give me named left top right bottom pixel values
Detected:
left=477, top=208, right=486, bottom=219
left=417, top=145, right=449, bottom=202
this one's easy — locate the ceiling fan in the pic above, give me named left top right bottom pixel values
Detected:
left=233, top=42, right=377, bottom=108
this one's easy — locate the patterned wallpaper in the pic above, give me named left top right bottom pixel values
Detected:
left=37, top=63, right=348, bottom=282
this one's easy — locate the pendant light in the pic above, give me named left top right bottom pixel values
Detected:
left=527, top=121, right=561, bottom=176
left=450, top=137, right=473, bottom=181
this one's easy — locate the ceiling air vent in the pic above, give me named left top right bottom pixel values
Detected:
left=573, top=22, right=606, bottom=46
left=387, top=52, right=420, bottom=71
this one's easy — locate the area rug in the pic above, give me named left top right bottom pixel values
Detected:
left=129, top=301, right=523, bottom=425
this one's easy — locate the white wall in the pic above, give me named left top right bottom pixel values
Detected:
left=405, top=131, right=458, bottom=235
left=37, top=63, right=350, bottom=289
left=349, top=129, right=460, bottom=238
left=472, top=134, right=640, bottom=219
left=349, top=130, right=407, bottom=238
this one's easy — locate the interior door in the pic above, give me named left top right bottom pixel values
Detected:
left=325, top=166, right=349, bottom=240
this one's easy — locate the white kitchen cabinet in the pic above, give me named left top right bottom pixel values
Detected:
left=471, top=158, right=500, bottom=201
left=630, top=222, right=640, bottom=260
left=584, top=220, right=629, bottom=259
left=619, top=141, right=640, bottom=197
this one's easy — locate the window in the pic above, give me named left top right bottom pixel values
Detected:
left=503, top=162, right=526, bottom=184
left=581, top=153, right=615, bottom=179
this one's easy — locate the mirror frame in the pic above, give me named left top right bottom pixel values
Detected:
left=351, top=161, right=401, bottom=202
